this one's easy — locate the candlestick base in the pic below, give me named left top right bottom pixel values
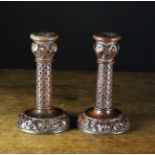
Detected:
left=17, top=108, right=70, bottom=134
left=78, top=107, right=130, bottom=134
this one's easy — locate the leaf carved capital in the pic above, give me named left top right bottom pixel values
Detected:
left=94, top=42, right=119, bottom=63
left=31, top=42, right=57, bottom=61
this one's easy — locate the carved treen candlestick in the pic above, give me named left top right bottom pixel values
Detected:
left=17, top=32, right=70, bottom=134
left=78, top=32, right=130, bottom=134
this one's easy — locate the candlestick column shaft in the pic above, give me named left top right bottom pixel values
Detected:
left=36, top=61, right=52, bottom=109
left=96, top=61, right=113, bottom=110
left=31, top=41, right=57, bottom=109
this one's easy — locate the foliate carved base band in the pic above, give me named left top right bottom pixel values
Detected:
left=17, top=111, right=70, bottom=134
left=78, top=112, right=130, bottom=134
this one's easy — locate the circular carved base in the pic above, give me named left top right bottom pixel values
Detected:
left=17, top=108, right=70, bottom=134
left=78, top=108, right=130, bottom=134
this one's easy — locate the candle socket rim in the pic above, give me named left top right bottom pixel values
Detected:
left=93, top=32, right=121, bottom=43
left=30, top=32, right=59, bottom=42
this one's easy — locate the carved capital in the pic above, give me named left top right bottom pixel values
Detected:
left=94, top=42, right=119, bottom=63
left=31, top=42, right=57, bottom=62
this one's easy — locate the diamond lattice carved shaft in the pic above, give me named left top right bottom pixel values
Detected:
left=94, top=42, right=119, bottom=110
left=36, top=62, right=52, bottom=109
left=96, top=62, right=113, bottom=109
left=32, top=42, right=57, bottom=109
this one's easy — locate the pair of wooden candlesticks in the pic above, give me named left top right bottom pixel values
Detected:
left=17, top=32, right=130, bottom=135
